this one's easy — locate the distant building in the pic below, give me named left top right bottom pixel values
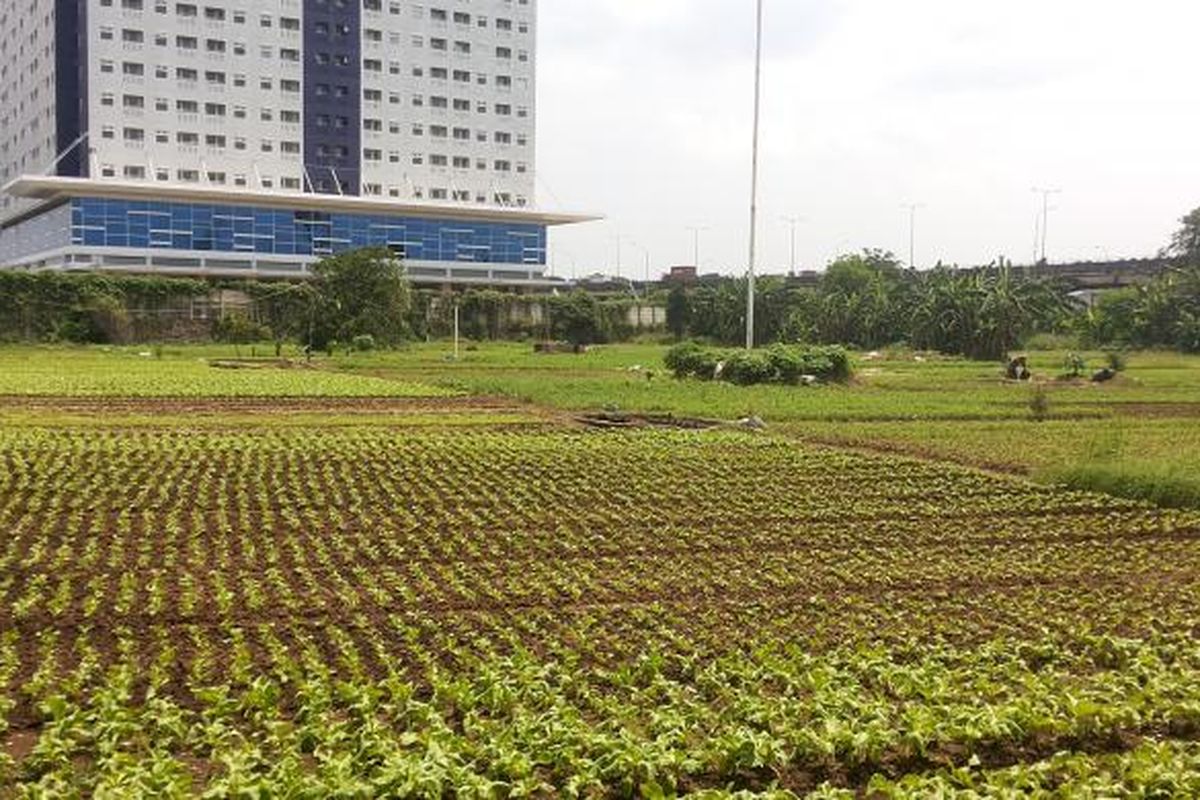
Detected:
left=0, top=0, right=597, bottom=286
left=664, top=266, right=697, bottom=283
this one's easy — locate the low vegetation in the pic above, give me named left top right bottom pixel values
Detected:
left=0, top=205, right=1197, bottom=794
left=665, top=342, right=852, bottom=385
left=2, top=414, right=1200, bottom=794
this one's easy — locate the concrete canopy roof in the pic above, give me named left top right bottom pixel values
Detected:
left=3, top=176, right=602, bottom=228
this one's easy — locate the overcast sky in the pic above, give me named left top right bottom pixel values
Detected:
left=533, top=0, right=1200, bottom=278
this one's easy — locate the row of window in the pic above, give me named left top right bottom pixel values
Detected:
left=96, top=73, right=532, bottom=119
left=97, top=126, right=531, bottom=171
left=100, top=60, right=298, bottom=85
left=94, top=70, right=528, bottom=100
left=99, top=30, right=530, bottom=63
left=98, top=96, right=531, bottom=145
left=99, top=66, right=524, bottom=88
left=87, top=166, right=530, bottom=207
left=99, top=57, right=529, bottom=88
left=100, top=0, right=531, bottom=34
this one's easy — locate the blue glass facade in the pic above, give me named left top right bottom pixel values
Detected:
left=303, top=0, right=362, bottom=195
left=68, top=198, right=547, bottom=264
left=55, top=0, right=88, bottom=178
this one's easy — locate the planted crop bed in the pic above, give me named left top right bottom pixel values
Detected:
left=2, top=425, right=1200, bottom=796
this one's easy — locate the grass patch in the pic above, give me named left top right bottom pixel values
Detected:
left=1041, top=462, right=1200, bottom=509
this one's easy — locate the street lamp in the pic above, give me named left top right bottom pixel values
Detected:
left=781, top=215, right=804, bottom=273
left=1032, top=187, right=1061, bottom=264
left=685, top=225, right=709, bottom=269
left=629, top=241, right=653, bottom=285
left=745, top=0, right=765, bottom=350
left=901, top=203, right=924, bottom=270
left=610, top=233, right=623, bottom=278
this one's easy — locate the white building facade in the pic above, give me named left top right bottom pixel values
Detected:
left=0, top=0, right=588, bottom=285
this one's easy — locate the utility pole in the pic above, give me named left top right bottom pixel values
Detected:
left=781, top=216, right=803, bottom=273
left=1032, top=187, right=1061, bottom=264
left=745, top=0, right=764, bottom=351
left=1033, top=213, right=1041, bottom=266
left=686, top=226, right=708, bottom=269
left=902, top=203, right=924, bottom=270
left=453, top=303, right=460, bottom=361
left=629, top=241, right=652, bottom=285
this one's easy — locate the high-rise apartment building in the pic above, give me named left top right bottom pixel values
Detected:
left=0, top=0, right=592, bottom=285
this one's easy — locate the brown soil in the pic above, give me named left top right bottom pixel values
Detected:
left=575, top=411, right=723, bottom=430
left=2, top=729, right=38, bottom=762
left=1112, top=402, right=1200, bottom=418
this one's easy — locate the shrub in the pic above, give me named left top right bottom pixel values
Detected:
left=664, top=342, right=719, bottom=380
left=1104, top=349, right=1128, bottom=373
left=664, top=343, right=852, bottom=385
left=351, top=334, right=377, bottom=352
left=1062, top=352, right=1087, bottom=379
left=723, top=351, right=775, bottom=385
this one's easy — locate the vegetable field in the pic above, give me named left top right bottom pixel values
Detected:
left=0, top=348, right=453, bottom=398
left=3, top=389, right=1200, bottom=796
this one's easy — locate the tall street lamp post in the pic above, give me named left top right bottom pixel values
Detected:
left=745, top=0, right=764, bottom=350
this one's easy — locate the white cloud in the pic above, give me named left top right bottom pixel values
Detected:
left=536, top=0, right=1200, bottom=276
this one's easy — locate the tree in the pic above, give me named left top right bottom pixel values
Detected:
left=309, top=247, right=412, bottom=348
left=246, top=282, right=317, bottom=353
left=1166, top=207, right=1200, bottom=263
left=665, top=285, right=691, bottom=340
left=548, top=290, right=604, bottom=348
left=814, top=250, right=906, bottom=348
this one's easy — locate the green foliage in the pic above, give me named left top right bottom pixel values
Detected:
left=907, top=266, right=1070, bottom=360
left=662, top=341, right=717, bottom=379
left=2, top=347, right=1200, bottom=793
left=687, top=277, right=797, bottom=346
left=309, top=247, right=412, bottom=349
left=665, top=285, right=690, bottom=340
left=351, top=334, right=377, bottom=352
left=458, top=289, right=516, bottom=340
left=242, top=281, right=317, bottom=345
left=722, top=349, right=776, bottom=385
left=0, top=347, right=454, bottom=397
left=1062, top=352, right=1088, bottom=379
left=803, top=250, right=907, bottom=348
left=546, top=291, right=630, bottom=347
left=664, top=342, right=852, bottom=384
left=1105, top=349, right=1128, bottom=372
left=1080, top=267, right=1200, bottom=352
left=548, top=290, right=603, bottom=346
left=213, top=313, right=272, bottom=344
left=1166, top=206, right=1200, bottom=262
left=0, top=271, right=206, bottom=343
left=1044, top=462, right=1200, bottom=510
left=672, top=256, right=1070, bottom=360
